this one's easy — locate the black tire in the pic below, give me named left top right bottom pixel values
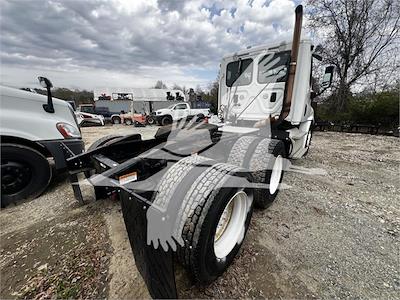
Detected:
left=152, top=156, right=253, bottom=284
left=1, top=144, right=52, bottom=207
left=249, top=138, right=286, bottom=209
left=124, top=118, right=133, bottom=125
left=178, top=163, right=253, bottom=284
left=227, top=135, right=261, bottom=167
left=88, top=134, right=122, bottom=151
left=303, top=124, right=313, bottom=157
left=161, top=116, right=172, bottom=126
left=112, top=116, right=121, bottom=124
left=147, top=116, right=155, bottom=125
left=196, top=114, right=205, bottom=122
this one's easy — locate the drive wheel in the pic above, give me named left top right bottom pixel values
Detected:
left=249, top=139, right=286, bottom=209
left=176, top=163, right=254, bottom=284
left=124, top=118, right=133, bottom=125
left=227, top=135, right=261, bottom=167
left=151, top=156, right=253, bottom=284
left=1, top=144, right=52, bottom=207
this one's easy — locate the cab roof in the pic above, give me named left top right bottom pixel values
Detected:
left=221, top=38, right=312, bottom=61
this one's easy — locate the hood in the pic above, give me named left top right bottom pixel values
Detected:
left=155, top=108, right=169, bottom=115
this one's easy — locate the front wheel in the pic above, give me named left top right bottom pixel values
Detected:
left=124, top=118, right=132, bottom=125
left=112, top=116, right=121, bottom=124
left=1, top=144, right=52, bottom=207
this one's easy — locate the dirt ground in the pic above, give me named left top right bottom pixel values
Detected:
left=1, top=125, right=399, bottom=299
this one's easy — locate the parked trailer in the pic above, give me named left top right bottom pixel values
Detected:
left=64, top=5, right=334, bottom=298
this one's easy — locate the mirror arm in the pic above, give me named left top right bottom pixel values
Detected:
left=312, top=53, right=322, bottom=61
left=43, top=87, right=55, bottom=113
left=312, top=86, right=330, bottom=99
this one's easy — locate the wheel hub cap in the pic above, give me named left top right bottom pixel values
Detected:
left=214, top=191, right=251, bottom=259
left=1, top=161, right=31, bottom=195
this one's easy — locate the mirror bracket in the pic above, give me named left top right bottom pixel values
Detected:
left=38, top=77, right=55, bottom=113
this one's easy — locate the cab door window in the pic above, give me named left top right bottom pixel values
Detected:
left=226, top=58, right=253, bottom=87
left=174, top=104, right=188, bottom=110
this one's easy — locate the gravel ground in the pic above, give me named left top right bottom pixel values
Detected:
left=1, top=125, right=399, bottom=299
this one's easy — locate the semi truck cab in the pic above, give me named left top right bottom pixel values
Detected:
left=219, top=39, right=333, bottom=159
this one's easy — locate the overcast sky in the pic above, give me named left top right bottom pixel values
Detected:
left=1, top=0, right=303, bottom=91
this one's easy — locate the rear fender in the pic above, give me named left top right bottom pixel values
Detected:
left=66, top=134, right=164, bottom=171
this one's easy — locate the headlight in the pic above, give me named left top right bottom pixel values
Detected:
left=157, top=111, right=162, bottom=115
left=57, top=122, right=81, bottom=138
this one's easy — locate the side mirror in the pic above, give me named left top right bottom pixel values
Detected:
left=321, top=66, right=334, bottom=88
left=312, top=44, right=323, bottom=61
left=38, top=76, right=53, bottom=89
left=38, top=76, right=54, bottom=113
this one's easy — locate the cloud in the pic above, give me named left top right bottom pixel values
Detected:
left=0, top=0, right=299, bottom=90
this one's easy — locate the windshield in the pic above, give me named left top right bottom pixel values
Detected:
left=167, top=104, right=175, bottom=109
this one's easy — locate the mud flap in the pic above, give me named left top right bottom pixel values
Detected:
left=120, top=190, right=178, bottom=299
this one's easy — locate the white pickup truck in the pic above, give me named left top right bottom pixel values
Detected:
left=153, top=102, right=211, bottom=126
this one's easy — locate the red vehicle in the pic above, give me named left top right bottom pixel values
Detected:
left=120, top=112, right=155, bottom=126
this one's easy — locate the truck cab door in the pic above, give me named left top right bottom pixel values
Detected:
left=174, top=103, right=189, bottom=119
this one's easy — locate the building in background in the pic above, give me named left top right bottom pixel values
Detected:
left=91, top=88, right=186, bottom=116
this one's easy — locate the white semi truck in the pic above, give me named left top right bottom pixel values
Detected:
left=65, top=5, right=333, bottom=298
left=0, top=78, right=84, bottom=207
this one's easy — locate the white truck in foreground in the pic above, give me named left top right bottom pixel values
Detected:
left=0, top=77, right=84, bottom=207
left=153, top=102, right=211, bottom=125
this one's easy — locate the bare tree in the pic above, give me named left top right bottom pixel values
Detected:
left=307, top=0, right=399, bottom=112
left=154, top=80, right=167, bottom=89
left=171, top=83, right=183, bottom=91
